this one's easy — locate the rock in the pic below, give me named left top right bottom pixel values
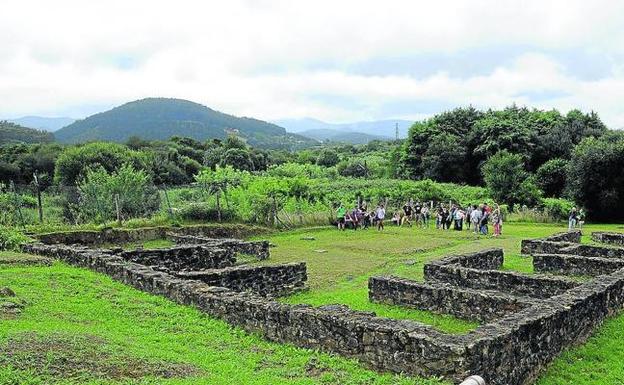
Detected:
left=313, top=249, right=328, bottom=253
left=300, top=236, right=316, bottom=241
left=0, top=287, right=15, bottom=297
left=404, top=260, right=417, bottom=266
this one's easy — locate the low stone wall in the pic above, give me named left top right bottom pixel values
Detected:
left=35, top=224, right=270, bottom=246
left=21, top=242, right=471, bottom=382
left=21, top=232, right=624, bottom=385
left=559, top=244, right=624, bottom=259
left=369, top=276, right=536, bottom=322
left=169, top=234, right=270, bottom=260
left=118, top=245, right=236, bottom=272
left=520, top=230, right=581, bottom=255
left=424, top=251, right=578, bottom=299
left=520, top=239, right=574, bottom=255
left=546, top=231, right=582, bottom=243
left=465, top=267, right=624, bottom=385
left=533, top=253, right=624, bottom=277
left=175, top=263, right=306, bottom=297
left=36, top=227, right=167, bottom=245
left=434, top=249, right=504, bottom=270
left=592, top=232, right=624, bottom=246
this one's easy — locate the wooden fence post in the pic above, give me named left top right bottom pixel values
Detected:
left=115, top=194, right=122, bottom=226
left=33, top=173, right=43, bottom=223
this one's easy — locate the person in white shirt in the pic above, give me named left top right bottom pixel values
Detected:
left=376, top=204, right=386, bottom=231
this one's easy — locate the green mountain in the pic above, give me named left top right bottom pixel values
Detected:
left=54, top=98, right=318, bottom=150
left=0, top=121, right=55, bottom=144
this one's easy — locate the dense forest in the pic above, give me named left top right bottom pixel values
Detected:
left=1, top=105, right=623, bottom=223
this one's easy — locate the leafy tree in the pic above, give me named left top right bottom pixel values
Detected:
left=54, top=142, right=147, bottom=186
left=535, top=158, right=568, bottom=197
left=77, top=164, right=159, bottom=223
left=482, top=150, right=540, bottom=207
left=221, top=148, right=254, bottom=171
left=195, top=166, right=245, bottom=221
left=316, top=149, right=340, bottom=167
left=567, top=133, right=624, bottom=220
left=421, top=133, right=467, bottom=183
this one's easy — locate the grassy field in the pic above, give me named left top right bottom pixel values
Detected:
left=1, top=222, right=624, bottom=384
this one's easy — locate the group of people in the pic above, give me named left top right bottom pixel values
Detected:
left=335, top=201, right=503, bottom=236
left=336, top=203, right=388, bottom=231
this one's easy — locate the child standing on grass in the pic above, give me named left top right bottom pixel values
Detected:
left=376, top=204, right=385, bottom=231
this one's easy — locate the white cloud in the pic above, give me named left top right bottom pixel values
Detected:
left=1, top=0, right=624, bottom=127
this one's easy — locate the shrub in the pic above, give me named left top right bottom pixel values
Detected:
left=540, top=198, right=575, bottom=221
left=76, top=164, right=160, bottom=223
left=316, top=149, right=340, bottom=167
left=535, top=158, right=568, bottom=197
left=0, top=228, right=30, bottom=251
left=482, top=150, right=540, bottom=207
left=178, top=202, right=235, bottom=221
left=55, top=142, right=148, bottom=186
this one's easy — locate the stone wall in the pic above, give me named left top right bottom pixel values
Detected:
left=175, top=263, right=307, bottom=297
left=21, top=230, right=624, bottom=385
left=117, top=245, right=236, bottom=272
left=465, top=267, right=624, bottom=385
left=546, top=231, right=582, bottom=243
left=21, top=242, right=471, bottom=383
left=35, top=224, right=270, bottom=246
left=559, top=243, right=624, bottom=259
left=424, top=251, right=578, bottom=299
left=169, top=234, right=270, bottom=260
left=592, top=232, right=624, bottom=246
left=369, top=276, right=536, bottom=322
left=533, top=253, right=624, bottom=277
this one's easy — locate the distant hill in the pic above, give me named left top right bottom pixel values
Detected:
left=0, top=121, right=55, bottom=144
left=8, top=116, right=75, bottom=132
left=54, top=98, right=318, bottom=150
left=275, top=118, right=413, bottom=139
left=298, top=128, right=392, bottom=144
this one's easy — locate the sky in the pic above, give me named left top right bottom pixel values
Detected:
left=1, top=0, right=624, bottom=128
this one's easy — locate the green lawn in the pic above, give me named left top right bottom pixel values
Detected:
left=1, top=222, right=624, bottom=384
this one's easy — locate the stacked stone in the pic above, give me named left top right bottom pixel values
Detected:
left=118, top=245, right=236, bottom=272
left=175, top=263, right=307, bottom=297
left=592, top=232, right=624, bottom=246
left=168, top=234, right=270, bottom=260
left=21, top=228, right=624, bottom=385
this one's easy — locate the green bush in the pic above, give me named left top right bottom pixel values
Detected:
left=535, top=158, right=568, bottom=197
left=0, top=228, right=30, bottom=251
left=76, top=164, right=160, bottom=223
left=540, top=198, right=575, bottom=221
left=178, top=202, right=235, bottom=221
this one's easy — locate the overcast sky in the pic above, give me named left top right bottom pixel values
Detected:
left=1, top=0, right=623, bottom=127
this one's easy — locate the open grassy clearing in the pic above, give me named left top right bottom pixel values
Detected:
left=1, top=223, right=624, bottom=384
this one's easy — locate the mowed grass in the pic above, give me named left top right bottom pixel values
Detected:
left=2, top=222, right=624, bottom=384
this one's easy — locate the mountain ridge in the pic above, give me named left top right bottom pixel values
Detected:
left=54, top=98, right=318, bottom=150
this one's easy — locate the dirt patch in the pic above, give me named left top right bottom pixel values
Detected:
left=0, top=332, right=204, bottom=382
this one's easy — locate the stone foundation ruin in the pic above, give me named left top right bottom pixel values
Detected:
left=21, top=228, right=624, bottom=385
